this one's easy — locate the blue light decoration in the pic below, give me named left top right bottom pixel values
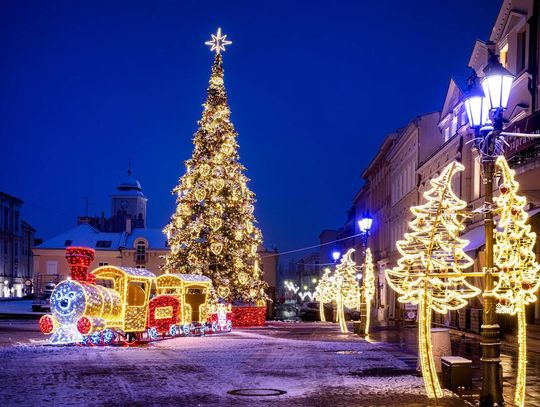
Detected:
left=212, top=322, right=218, bottom=332
left=169, top=325, right=178, bottom=336
left=89, top=331, right=102, bottom=346
left=182, top=324, right=190, bottom=336
left=49, top=281, right=87, bottom=345
left=102, top=329, right=115, bottom=344
left=226, top=320, right=232, bottom=332
left=147, top=327, right=158, bottom=340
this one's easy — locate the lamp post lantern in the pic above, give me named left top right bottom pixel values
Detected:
left=463, top=50, right=514, bottom=406
left=357, top=211, right=373, bottom=335
left=332, top=250, right=341, bottom=263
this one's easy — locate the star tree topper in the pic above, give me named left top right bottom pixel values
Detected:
left=205, top=28, right=232, bottom=54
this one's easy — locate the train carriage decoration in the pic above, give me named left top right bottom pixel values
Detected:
left=39, top=247, right=232, bottom=345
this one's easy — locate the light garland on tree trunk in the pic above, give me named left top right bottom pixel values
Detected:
left=493, top=155, right=540, bottom=407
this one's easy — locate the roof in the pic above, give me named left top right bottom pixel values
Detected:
left=0, top=191, right=23, bottom=204
left=93, top=265, right=156, bottom=279
left=158, top=273, right=212, bottom=283
left=36, top=224, right=168, bottom=251
left=36, top=224, right=126, bottom=250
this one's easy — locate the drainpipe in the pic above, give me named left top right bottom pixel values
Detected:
left=528, top=0, right=539, bottom=112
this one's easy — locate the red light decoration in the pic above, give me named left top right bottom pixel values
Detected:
left=231, top=306, right=266, bottom=327
left=77, top=316, right=92, bottom=334
left=39, top=315, right=55, bottom=334
left=65, top=246, right=95, bottom=283
left=147, top=295, right=181, bottom=333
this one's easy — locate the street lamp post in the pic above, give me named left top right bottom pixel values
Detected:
left=357, top=211, right=373, bottom=335
left=463, top=50, right=514, bottom=406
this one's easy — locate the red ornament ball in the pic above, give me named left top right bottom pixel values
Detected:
left=39, top=315, right=55, bottom=334
left=522, top=281, right=533, bottom=290
left=511, top=206, right=520, bottom=216
left=499, top=184, right=509, bottom=194
left=499, top=298, right=509, bottom=306
left=77, top=316, right=92, bottom=334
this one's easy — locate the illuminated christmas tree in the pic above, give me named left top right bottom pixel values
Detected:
left=493, top=155, right=540, bottom=407
left=385, top=161, right=480, bottom=400
left=164, top=29, right=267, bottom=304
left=362, top=248, right=375, bottom=336
left=314, top=268, right=334, bottom=322
left=331, top=249, right=360, bottom=333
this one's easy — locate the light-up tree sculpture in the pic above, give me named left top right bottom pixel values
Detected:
left=331, top=249, right=361, bottom=333
left=385, top=161, right=481, bottom=400
left=362, top=248, right=375, bottom=336
left=493, top=155, right=540, bottom=407
left=163, top=29, right=267, bottom=307
left=314, top=268, right=334, bottom=322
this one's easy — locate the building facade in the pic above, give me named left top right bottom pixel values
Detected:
left=0, top=192, right=35, bottom=298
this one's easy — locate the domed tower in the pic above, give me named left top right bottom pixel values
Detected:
left=110, top=169, right=148, bottom=231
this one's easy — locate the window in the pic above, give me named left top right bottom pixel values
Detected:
left=136, top=240, right=146, bottom=262
left=499, top=43, right=509, bottom=69
left=96, top=240, right=112, bottom=248
left=517, top=31, right=526, bottom=73
left=46, top=261, right=58, bottom=275
left=451, top=115, right=458, bottom=137
left=98, top=262, right=109, bottom=267
left=14, top=212, right=19, bottom=232
left=444, top=127, right=450, bottom=142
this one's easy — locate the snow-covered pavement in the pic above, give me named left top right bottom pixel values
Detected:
left=0, top=322, right=466, bottom=406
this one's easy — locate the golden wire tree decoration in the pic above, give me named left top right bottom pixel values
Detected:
left=362, top=248, right=375, bottom=336
left=493, top=155, right=540, bottom=407
left=330, top=249, right=361, bottom=333
left=314, top=268, right=334, bottom=322
left=385, top=161, right=480, bottom=400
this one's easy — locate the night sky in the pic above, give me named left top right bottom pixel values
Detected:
left=1, top=1, right=499, bottom=256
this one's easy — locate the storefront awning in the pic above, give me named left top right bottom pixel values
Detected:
left=461, top=207, right=540, bottom=253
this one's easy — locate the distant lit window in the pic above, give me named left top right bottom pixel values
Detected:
left=444, top=127, right=450, bottom=142
left=499, top=43, right=509, bottom=69
left=98, top=262, right=109, bottom=267
left=451, top=115, right=457, bottom=137
left=136, top=240, right=146, bottom=262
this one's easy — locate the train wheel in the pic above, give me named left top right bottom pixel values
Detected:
left=147, top=327, right=158, bottom=341
left=226, top=320, right=232, bottom=332
left=89, top=331, right=102, bottom=346
left=169, top=325, right=178, bottom=337
left=102, top=329, right=115, bottom=345
left=182, top=324, right=190, bottom=336
left=212, top=322, right=218, bottom=333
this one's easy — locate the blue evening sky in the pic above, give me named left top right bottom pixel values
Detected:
left=1, top=0, right=499, bottom=254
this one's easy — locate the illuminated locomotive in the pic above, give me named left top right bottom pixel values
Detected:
left=39, top=247, right=232, bottom=345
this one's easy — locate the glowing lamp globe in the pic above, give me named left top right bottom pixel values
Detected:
left=464, top=86, right=490, bottom=128
left=358, top=212, right=373, bottom=233
left=332, top=251, right=341, bottom=261
left=481, top=53, right=514, bottom=111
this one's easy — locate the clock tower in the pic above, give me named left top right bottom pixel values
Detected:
left=111, top=170, right=148, bottom=231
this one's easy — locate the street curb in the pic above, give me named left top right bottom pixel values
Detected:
left=0, top=313, right=43, bottom=320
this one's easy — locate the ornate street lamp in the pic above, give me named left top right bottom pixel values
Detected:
left=358, top=211, right=373, bottom=235
left=357, top=211, right=373, bottom=336
left=463, top=50, right=514, bottom=407
left=332, top=250, right=341, bottom=262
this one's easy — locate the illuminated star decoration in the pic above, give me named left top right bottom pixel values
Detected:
left=205, top=28, right=232, bottom=54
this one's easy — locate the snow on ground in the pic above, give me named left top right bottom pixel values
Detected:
left=0, top=322, right=466, bottom=406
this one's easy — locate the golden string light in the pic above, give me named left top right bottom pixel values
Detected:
left=362, top=248, right=375, bottom=336
left=205, top=27, right=232, bottom=54
left=493, top=155, right=540, bottom=407
left=314, top=268, right=334, bottom=322
left=385, top=161, right=480, bottom=400
left=329, top=249, right=361, bottom=333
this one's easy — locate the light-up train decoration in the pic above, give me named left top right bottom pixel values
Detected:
left=39, top=247, right=232, bottom=345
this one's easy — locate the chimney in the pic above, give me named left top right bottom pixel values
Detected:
left=65, top=247, right=95, bottom=283
left=126, top=218, right=132, bottom=234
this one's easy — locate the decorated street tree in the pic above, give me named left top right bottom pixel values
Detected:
left=385, top=161, right=481, bottom=400
left=331, top=249, right=361, bottom=333
left=493, top=155, right=540, bottom=407
left=362, top=248, right=375, bottom=336
left=314, top=268, right=334, bottom=322
left=163, top=29, right=267, bottom=308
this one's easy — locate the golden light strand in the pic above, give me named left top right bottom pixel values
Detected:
left=385, top=161, right=480, bottom=399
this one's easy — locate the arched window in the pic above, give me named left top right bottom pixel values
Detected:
left=136, top=239, right=146, bottom=262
